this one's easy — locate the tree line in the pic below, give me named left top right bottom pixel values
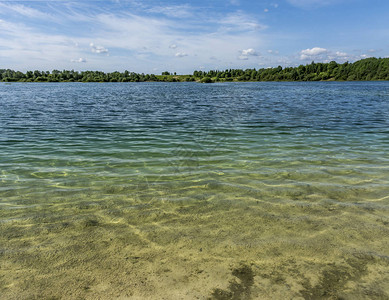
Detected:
left=194, top=57, right=389, bottom=82
left=1, top=57, right=389, bottom=83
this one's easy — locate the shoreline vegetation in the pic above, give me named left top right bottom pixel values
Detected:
left=1, top=57, right=389, bottom=83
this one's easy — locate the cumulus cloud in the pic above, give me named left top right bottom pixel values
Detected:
left=175, top=52, right=188, bottom=57
left=301, top=47, right=327, bottom=56
left=169, top=44, right=177, bottom=49
left=239, top=48, right=259, bottom=60
left=71, top=58, right=86, bottom=63
left=300, top=47, right=327, bottom=60
left=90, top=43, right=109, bottom=54
left=242, top=48, right=258, bottom=56
left=264, top=8, right=269, bottom=12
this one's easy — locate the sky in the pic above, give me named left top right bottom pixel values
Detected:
left=0, top=0, right=389, bottom=74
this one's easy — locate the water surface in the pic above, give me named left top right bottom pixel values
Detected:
left=1, top=82, right=388, bottom=299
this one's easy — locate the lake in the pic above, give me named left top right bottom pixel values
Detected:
left=1, top=82, right=388, bottom=299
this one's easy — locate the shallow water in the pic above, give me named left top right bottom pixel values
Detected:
left=0, top=82, right=388, bottom=299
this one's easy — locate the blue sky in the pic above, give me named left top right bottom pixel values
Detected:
left=0, top=0, right=388, bottom=73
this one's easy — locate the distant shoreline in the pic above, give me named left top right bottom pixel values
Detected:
left=2, top=78, right=389, bottom=84
left=1, top=57, right=388, bottom=83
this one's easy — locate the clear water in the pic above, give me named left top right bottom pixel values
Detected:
left=1, top=82, right=388, bottom=299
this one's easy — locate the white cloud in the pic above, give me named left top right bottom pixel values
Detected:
left=241, top=48, right=259, bottom=56
left=238, top=48, right=259, bottom=60
left=175, top=52, right=188, bottom=57
left=90, top=43, right=109, bottom=54
left=71, top=58, right=86, bottom=63
left=268, top=49, right=279, bottom=54
left=300, top=47, right=327, bottom=60
left=169, top=44, right=177, bottom=49
left=264, top=8, right=269, bottom=12
left=301, top=47, right=327, bottom=56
